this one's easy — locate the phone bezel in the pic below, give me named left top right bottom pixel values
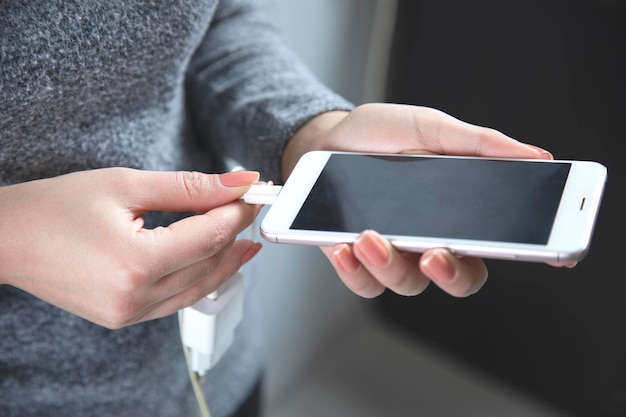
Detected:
left=260, top=151, right=607, bottom=263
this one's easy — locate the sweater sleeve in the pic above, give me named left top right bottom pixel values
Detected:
left=184, top=0, right=354, bottom=182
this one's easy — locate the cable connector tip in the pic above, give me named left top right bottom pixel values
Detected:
left=240, top=184, right=282, bottom=205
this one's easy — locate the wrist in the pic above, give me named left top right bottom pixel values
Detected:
left=281, top=111, right=349, bottom=180
left=0, top=185, right=19, bottom=286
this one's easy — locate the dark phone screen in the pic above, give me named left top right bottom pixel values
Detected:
left=291, top=154, right=570, bottom=244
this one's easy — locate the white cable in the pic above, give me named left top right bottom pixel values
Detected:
left=179, top=310, right=213, bottom=417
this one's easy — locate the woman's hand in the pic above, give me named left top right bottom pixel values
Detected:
left=0, top=168, right=263, bottom=328
left=282, top=103, right=555, bottom=298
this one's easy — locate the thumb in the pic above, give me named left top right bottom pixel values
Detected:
left=122, top=169, right=260, bottom=214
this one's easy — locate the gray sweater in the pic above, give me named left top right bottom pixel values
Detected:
left=0, top=1, right=352, bottom=416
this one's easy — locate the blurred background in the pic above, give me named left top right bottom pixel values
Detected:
left=254, top=1, right=624, bottom=416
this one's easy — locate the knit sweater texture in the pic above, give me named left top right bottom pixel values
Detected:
left=0, top=1, right=353, bottom=416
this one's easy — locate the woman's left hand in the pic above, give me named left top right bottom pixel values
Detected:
left=281, top=103, right=554, bottom=298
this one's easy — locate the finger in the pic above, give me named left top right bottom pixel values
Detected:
left=153, top=239, right=262, bottom=300
left=416, top=109, right=553, bottom=159
left=118, top=169, right=260, bottom=214
left=404, top=106, right=552, bottom=159
left=137, top=200, right=262, bottom=278
left=339, top=104, right=553, bottom=160
left=133, top=240, right=262, bottom=324
left=152, top=238, right=235, bottom=298
left=547, top=260, right=577, bottom=268
left=437, top=121, right=552, bottom=159
left=419, top=248, right=488, bottom=297
left=322, top=244, right=386, bottom=298
left=351, top=230, right=430, bottom=296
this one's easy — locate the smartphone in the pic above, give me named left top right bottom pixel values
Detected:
left=260, top=151, right=607, bottom=263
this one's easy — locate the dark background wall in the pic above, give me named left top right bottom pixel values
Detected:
left=376, top=1, right=625, bottom=416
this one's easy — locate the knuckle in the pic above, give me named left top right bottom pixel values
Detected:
left=203, top=218, right=233, bottom=254
left=472, top=126, right=498, bottom=154
left=97, top=263, right=149, bottom=329
left=384, top=266, right=411, bottom=289
left=113, top=261, right=149, bottom=293
left=103, top=167, right=138, bottom=193
left=176, top=171, right=210, bottom=200
left=387, top=269, right=429, bottom=297
left=99, top=295, right=140, bottom=329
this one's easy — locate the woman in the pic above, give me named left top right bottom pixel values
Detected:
left=0, top=1, right=554, bottom=416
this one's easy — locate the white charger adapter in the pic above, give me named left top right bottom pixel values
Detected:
left=180, top=273, right=244, bottom=376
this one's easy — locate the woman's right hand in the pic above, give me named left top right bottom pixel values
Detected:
left=0, top=168, right=263, bottom=329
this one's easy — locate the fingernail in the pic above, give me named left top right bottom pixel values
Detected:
left=333, top=244, right=360, bottom=273
left=241, top=242, right=262, bottom=266
left=421, top=249, right=456, bottom=281
left=219, top=171, right=260, bottom=187
left=356, top=231, right=389, bottom=267
left=526, top=144, right=554, bottom=160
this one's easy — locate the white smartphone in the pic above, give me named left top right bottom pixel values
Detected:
left=260, top=151, right=607, bottom=263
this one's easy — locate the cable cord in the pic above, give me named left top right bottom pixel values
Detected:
left=178, top=309, right=213, bottom=417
